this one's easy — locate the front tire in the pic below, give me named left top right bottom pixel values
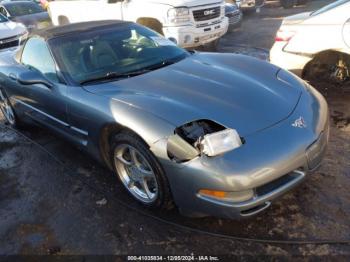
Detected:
left=111, top=131, right=173, bottom=209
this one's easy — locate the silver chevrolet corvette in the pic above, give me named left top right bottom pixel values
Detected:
left=0, top=21, right=329, bottom=218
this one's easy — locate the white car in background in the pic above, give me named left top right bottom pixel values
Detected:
left=270, top=0, right=350, bottom=83
left=0, top=13, right=27, bottom=51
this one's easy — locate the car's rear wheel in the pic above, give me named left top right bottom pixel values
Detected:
left=111, top=131, right=173, bottom=209
left=0, top=89, right=16, bottom=126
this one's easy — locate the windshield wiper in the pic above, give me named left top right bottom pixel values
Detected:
left=80, top=57, right=183, bottom=85
left=80, top=70, right=150, bottom=85
left=142, top=60, right=177, bottom=71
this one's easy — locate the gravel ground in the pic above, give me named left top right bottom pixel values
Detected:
left=1, top=0, right=350, bottom=258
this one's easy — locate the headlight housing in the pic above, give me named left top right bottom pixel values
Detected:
left=167, top=120, right=243, bottom=162
left=200, top=129, right=242, bottom=157
left=167, top=7, right=191, bottom=24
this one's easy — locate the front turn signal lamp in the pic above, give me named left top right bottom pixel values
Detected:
left=199, top=189, right=254, bottom=203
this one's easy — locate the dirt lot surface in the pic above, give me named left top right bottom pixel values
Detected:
left=1, top=0, right=350, bottom=259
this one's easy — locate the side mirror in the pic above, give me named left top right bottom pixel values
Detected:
left=17, top=70, right=53, bottom=88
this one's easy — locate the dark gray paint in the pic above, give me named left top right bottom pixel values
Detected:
left=0, top=33, right=329, bottom=218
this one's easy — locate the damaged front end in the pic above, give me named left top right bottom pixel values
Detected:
left=167, top=120, right=243, bottom=163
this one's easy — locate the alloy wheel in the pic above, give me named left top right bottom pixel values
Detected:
left=330, top=59, right=349, bottom=83
left=0, top=89, right=15, bottom=125
left=114, top=144, right=159, bottom=204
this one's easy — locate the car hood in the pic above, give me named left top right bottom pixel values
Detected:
left=0, top=21, right=26, bottom=39
left=283, top=12, right=311, bottom=25
left=84, top=53, right=302, bottom=136
left=134, top=0, right=219, bottom=7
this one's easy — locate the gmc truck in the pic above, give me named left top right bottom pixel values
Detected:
left=48, top=0, right=229, bottom=49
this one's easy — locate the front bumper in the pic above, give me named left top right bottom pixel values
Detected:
left=270, top=42, right=313, bottom=76
left=163, top=18, right=229, bottom=48
left=159, top=83, right=329, bottom=219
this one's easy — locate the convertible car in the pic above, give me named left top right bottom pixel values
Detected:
left=0, top=21, right=329, bottom=218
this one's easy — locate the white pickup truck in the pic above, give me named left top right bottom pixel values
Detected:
left=48, top=0, right=229, bottom=49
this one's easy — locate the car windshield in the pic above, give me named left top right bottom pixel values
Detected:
left=49, top=23, right=190, bottom=84
left=311, top=0, right=349, bottom=16
left=0, top=13, right=8, bottom=22
left=5, top=2, right=44, bottom=17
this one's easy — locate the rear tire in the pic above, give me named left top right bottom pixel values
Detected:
left=0, top=88, right=23, bottom=128
left=303, top=52, right=350, bottom=85
left=110, top=131, right=173, bottom=210
left=137, top=18, right=164, bottom=35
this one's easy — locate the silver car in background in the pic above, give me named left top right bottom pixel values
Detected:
left=0, top=13, right=27, bottom=51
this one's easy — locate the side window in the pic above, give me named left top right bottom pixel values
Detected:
left=21, top=37, right=59, bottom=83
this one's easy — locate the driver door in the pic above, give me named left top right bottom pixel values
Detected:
left=15, top=37, right=69, bottom=131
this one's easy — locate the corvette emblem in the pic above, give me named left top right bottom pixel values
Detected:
left=292, top=117, right=307, bottom=128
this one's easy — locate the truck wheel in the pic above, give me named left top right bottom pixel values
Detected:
left=280, top=0, right=296, bottom=8
left=203, top=38, right=220, bottom=52
left=137, top=18, right=164, bottom=35
left=58, top=16, right=70, bottom=26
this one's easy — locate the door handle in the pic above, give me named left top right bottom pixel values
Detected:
left=8, top=73, right=17, bottom=81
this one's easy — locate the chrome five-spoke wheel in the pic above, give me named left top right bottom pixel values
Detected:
left=0, top=89, right=15, bottom=125
left=114, top=144, right=159, bottom=204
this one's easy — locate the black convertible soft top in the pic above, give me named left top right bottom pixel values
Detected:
left=32, top=20, right=131, bottom=40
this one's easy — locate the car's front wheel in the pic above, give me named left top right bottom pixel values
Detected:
left=0, top=89, right=16, bottom=126
left=111, top=131, right=173, bottom=209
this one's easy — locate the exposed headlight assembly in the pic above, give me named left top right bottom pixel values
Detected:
left=167, top=7, right=191, bottom=24
left=167, top=120, right=243, bottom=162
left=200, top=129, right=242, bottom=157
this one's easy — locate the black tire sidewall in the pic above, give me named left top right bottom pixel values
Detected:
left=110, top=131, right=173, bottom=209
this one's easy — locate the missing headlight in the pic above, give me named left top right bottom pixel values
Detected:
left=175, top=120, right=225, bottom=146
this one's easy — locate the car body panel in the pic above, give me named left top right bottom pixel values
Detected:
left=9, top=12, right=51, bottom=30
left=0, top=18, right=26, bottom=39
left=162, top=82, right=328, bottom=217
left=1, top=1, right=51, bottom=31
left=84, top=53, right=302, bottom=137
left=136, top=0, right=218, bottom=7
left=0, top=22, right=329, bottom=218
